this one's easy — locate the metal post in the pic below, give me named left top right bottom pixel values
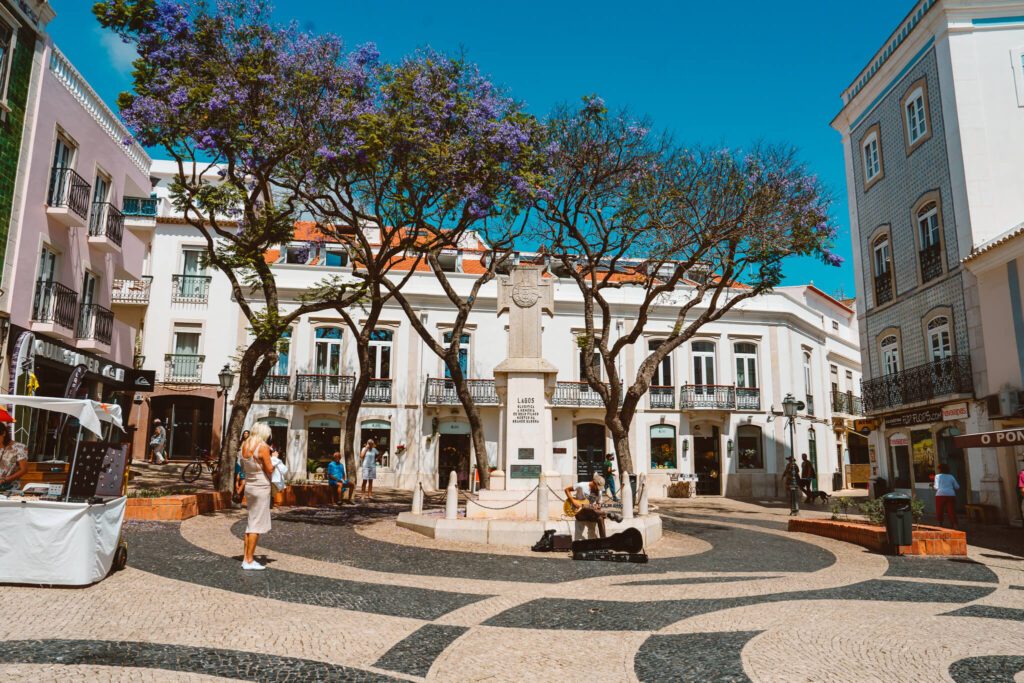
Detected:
left=788, top=417, right=800, bottom=516
left=65, top=424, right=83, bottom=501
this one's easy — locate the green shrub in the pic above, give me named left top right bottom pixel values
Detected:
left=829, top=496, right=856, bottom=520
left=858, top=496, right=926, bottom=526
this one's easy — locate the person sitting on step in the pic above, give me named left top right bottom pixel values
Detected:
left=327, top=452, right=354, bottom=504
left=564, top=474, right=622, bottom=537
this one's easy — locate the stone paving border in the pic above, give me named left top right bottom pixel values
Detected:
left=941, top=605, right=1024, bottom=622
left=634, top=631, right=761, bottom=683
left=948, top=655, right=1024, bottom=682
left=372, top=625, right=468, bottom=678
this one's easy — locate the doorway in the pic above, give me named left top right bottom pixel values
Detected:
left=307, top=418, right=341, bottom=470
left=938, top=429, right=968, bottom=512
left=438, top=433, right=471, bottom=489
left=149, top=395, right=213, bottom=459
left=888, top=437, right=912, bottom=489
left=576, top=423, right=606, bottom=483
left=259, top=417, right=288, bottom=461
left=694, top=426, right=721, bottom=495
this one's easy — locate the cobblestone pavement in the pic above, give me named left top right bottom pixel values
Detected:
left=1, top=494, right=1022, bottom=682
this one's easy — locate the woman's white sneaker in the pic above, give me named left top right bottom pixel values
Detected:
left=241, top=561, right=265, bottom=570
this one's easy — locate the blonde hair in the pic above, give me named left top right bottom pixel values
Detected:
left=244, top=422, right=271, bottom=452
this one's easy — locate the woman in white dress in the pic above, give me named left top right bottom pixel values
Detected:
left=359, top=438, right=378, bottom=500
left=239, top=423, right=274, bottom=570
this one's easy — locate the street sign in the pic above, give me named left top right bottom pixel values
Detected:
left=953, top=427, right=1024, bottom=448
left=854, top=419, right=878, bottom=435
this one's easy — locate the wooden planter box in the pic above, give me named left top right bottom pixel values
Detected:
left=128, top=484, right=331, bottom=521
left=788, top=518, right=966, bottom=556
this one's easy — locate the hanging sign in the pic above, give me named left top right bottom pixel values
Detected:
left=942, top=402, right=969, bottom=421
left=885, top=408, right=942, bottom=428
left=889, top=433, right=909, bottom=447
left=953, top=427, right=1024, bottom=448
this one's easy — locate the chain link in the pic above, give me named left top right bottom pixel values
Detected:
left=457, top=485, right=539, bottom=510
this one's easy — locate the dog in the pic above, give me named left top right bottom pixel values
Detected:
left=805, top=490, right=831, bottom=505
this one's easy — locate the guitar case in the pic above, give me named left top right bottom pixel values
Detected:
left=571, top=527, right=643, bottom=555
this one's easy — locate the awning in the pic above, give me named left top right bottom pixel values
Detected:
left=0, top=394, right=124, bottom=438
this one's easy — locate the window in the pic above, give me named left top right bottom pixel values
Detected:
left=911, top=428, right=934, bottom=484
left=1013, top=47, right=1024, bottom=108
left=927, top=316, right=952, bottom=361
left=170, top=327, right=202, bottom=379
left=649, top=340, right=672, bottom=386
left=873, top=234, right=891, bottom=275
left=650, top=425, right=676, bottom=469
left=917, top=202, right=939, bottom=248
left=32, top=246, right=59, bottom=321
left=438, top=250, right=460, bottom=273
left=275, top=328, right=291, bottom=375
left=830, top=364, right=839, bottom=396
left=832, top=320, right=839, bottom=330
left=734, top=342, right=757, bottom=389
left=176, top=247, right=208, bottom=300
left=90, top=172, right=111, bottom=236
left=692, top=341, right=715, bottom=391
left=916, top=198, right=943, bottom=283
left=443, top=331, right=470, bottom=378
left=314, top=327, right=342, bottom=375
left=0, top=13, right=15, bottom=106
left=808, top=428, right=818, bottom=482
left=737, top=425, right=763, bottom=469
left=872, top=232, right=893, bottom=306
left=881, top=335, right=900, bottom=375
left=579, top=347, right=602, bottom=381
left=803, top=351, right=814, bottom=415
left=81, top=271, right=97, bottom=306
left=905, top=88, right=927, bottom=145
left=369, top=329, right=393, bottom=379
left=324, top=248, right=348, bottom=267
left=285, top=244, right=311, bottom=264
left=863, top=132, right=881, bottom=181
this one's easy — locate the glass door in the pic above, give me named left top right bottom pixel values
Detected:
left=49, top=137, right=73, bottom=205
left=180, top=249, right=205, bottom=298
left=79, top=272, right=97, bottom=336
left=172, top=331, right=201, bottom=379
left=33, top=247, right=58, bottom=320
left=692, top=342, right=715, bottom=394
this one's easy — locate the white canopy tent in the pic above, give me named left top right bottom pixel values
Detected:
left=0, top=394, right=124, bottom=437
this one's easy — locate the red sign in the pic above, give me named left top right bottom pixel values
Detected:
left=953, top=427, right=1024, bottom=448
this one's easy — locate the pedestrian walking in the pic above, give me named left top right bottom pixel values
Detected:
left=149, top=419, right=166, bottom=464
left=359, top=438, right=378, bottom=500
left=932, top=463, right=960, bottom=530
left=799, top=454, right=815, bottom=499
left=239, top=422, right=274, bottom=570
left=603, top=456, right=619, bottom=502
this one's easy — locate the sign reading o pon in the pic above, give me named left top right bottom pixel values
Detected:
left=954, top=427, right=1024, bottom=448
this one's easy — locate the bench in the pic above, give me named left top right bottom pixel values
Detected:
left=964, top=503, right=998, bottom=524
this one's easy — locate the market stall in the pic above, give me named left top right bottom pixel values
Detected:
left=0, top=395, right=129, bottom=586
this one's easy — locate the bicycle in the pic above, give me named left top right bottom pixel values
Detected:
left=182, top=446, right=219, bottom=483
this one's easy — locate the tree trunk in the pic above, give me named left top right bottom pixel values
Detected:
left=343, top=344, right=372, bottom=484
left=448, top=363, right=491, bottom=489
left=606, top=412, right=634, bottom=477
left=214, top=342, right=275, bottom=492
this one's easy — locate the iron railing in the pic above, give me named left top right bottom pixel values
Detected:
left=172, top=274, right=212, bottom=303
left=736, top=387, right=761, bottom=410
left=31, top=280, right=78, bottom=329
left=76, top=303, right=114, bottom=344
left=111, top=276, right=152, bottom=304
left=831, top=391, right=864, bottom=415
left=425, top=377, right=499, bottom=405
left=552, top=381, right=623, bottom=407
left=164, top=354, right=204, bottom=382
left=294, top=374, right=354, bottom=402
left=47, top=167, right=91, bottom=217
left=649, top=385, right=676, bottom=409
left=364, top=378, right=392, bottom=403
left=862, top=355, right=973, bottom=412
left=88, top=201, right=124, bottom=247
left=679, top=384, right=735, bottom=409
left=122, top=196, right=158, bottom=217
left=919, top=242, right=943, bottom=283
left=874, top=271, right=893, bottom=306
left=260, top=375, right=291, bottom=400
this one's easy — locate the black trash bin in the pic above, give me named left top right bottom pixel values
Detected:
left=869, top=475, right=889, bottom=499
left=881, top=492, right=913, bottom=553
left=832, top=471, right=843, bottom=491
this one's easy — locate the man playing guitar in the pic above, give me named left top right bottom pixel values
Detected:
left=564, top=474, right=622, bottom=537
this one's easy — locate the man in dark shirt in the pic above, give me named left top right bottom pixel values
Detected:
left=799, top=454, right=816, bottom=499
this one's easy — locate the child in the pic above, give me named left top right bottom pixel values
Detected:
left=269, top=445, right=287, bottom=508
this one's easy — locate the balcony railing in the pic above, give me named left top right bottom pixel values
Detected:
left=364, top=378, right=392, bottom=403
left=919, top=242, right=942, bottom=283
left=680, top=384, right=735, bottom=409
left=649, top=385, right=675, bottom=409
left=172, top=274, right=212, bottom=303
left=425, top=377, right=499, bottom=405
left=294, top=374, right=354, bottom=402
left=831, top=391, right=864, bottom=415
left=552, top=381, right=622, bottom=407
left=47, top=167, right=91, bottom=218
left=164, top=354, right=204, bottom=383
left=736, top=387, right=761, bottom=411
left=874, top=271, right=893, bottom=306
left=862, top=355, right=973, bottom=412
left=88, top=201, right=124, bottom=247
left=31, top=280, right=78, bottom=329
left=122, top=196, right=158, bottom=217
left=76, top=303, right=114, bottom=345
left=260, top=375, right=291, bottom=400
left=112, top=276, right=152, bottom=304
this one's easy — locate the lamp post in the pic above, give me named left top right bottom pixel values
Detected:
left=218, top=364, right=235, bottom=458
left=782, top=393, right=802, bottom=516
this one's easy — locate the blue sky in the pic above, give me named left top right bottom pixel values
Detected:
left=50, top=0, right=914, bottom=298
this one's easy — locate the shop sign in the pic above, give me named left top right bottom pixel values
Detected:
left=889, top=433, right=909, bottom=447
left=32, top=338, right=126, bottom=383
left=953, top=427, right=1024, bottom=448
left=650, top=425, right=675, bottom=438
left=854, top=419, right=878, bottom=435
left=437, top=421, right=467, bottom=434
left=310, top=419, right=341, bottom=429
left=129, top=369, right=156, bottom=392
left=510, top=464, right=541, bottom=479
left=885, top=408, right=943, bottom=428
left=942, top=402, right=969, bottom=421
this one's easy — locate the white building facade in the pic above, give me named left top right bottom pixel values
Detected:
left=831, top=0, right=1024, bottom=520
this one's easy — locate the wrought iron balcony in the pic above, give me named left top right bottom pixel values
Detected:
left=364, top=378, right=392, bottom=403
left=76, top=303, right=114, bottom=345
left=260, top=374, right=291, bottom=400
left=172, top=274, right=212, bottom=303
left=112, top=276, right=152, bottom=304
left=164, top=354, right=204, bottom=383
left=294, top=374, right=354, bottom=402
left=47, top=167, right=91, bottom=218
left=649, top=385, right=675, bottom=409
left=88, top=201, right=124, bottom=247
left=552, top=381, right=622, bottom=407
left=737, top=387, right=761, bottom=411
left=919, top=242, right=943, bottom=283
left=874, top=271, right=893, bottom=306
left=679, top=384, right=735, bottom=410
left=862, top=355, right=973, bottom=412
left=31, top=280, right=78, bottom=329
left=831, top=391, right=864, bottom=415
left=425, top=377, right=499, bottom=405
left=122, top=196, right=158, bottom=217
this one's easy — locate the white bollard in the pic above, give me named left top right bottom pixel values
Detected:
left=411, top=471, right=423, bottom=514
left=638, top=473, right=649, bottom=516
left=536, top=481, right=549, bottom=521
left=445, top=470, right=458, bottom=520
left=621, top=473, right=634, bottom=520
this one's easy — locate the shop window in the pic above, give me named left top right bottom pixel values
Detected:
left=307, top=418, right=341, bottom=466
left=361, top=419, right=391, bottom=468
left=911, top=429, right=934, bottom=485
left=649, top=424, right=676, bottom=469
left=737, top=425, right=763, bottom=469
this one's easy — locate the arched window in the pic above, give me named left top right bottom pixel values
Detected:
left=314, top=327, right=342, bottom=375
left=692, top=341, right=716, bottom=391
left=927, top=316, right=952, bottom=360
left=737, top=425, right=763, bottom=469
left=650, top=424, right=677, bottom=469
left=881, top=335, right=900, bottom=375
left=917, top=202, right=939, bottom=248
left=873, top=234, right=891, bottom=275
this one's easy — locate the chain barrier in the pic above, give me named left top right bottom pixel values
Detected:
left=456, top=484, right=539, bottom=510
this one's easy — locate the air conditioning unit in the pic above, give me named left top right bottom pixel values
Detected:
left=986, top=390, right=1024, bottom=417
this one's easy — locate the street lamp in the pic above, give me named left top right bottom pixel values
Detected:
left=218, top=365, right=235, bottom=458
left=782, top=393, right=803, bottom=516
